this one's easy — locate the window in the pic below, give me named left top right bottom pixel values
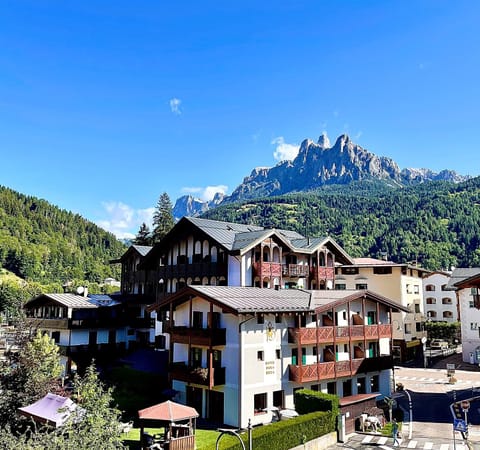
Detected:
left=414, top=285, right=420, bottom=294
left=335, top=283, right=346, bottom=290
left=443, top=311, right=453, bottom=318
left=275, top=315, right=282, bottom=324
left=192, top=311, right=203, bottom=328
left=414, top=304, right=420, bottom=313
left=357, top=377, right=366, bottom=394
left=426, top=298, right=436, bottom=305
left=356, top=283, right=368, bottom=290
left=276, top=349, right=281, bottom=359
left=312, top=346, right=317, bottom=356
left=404, top=324, right=412, bottom=334
left=191, top=348, right=202, bottom=367
left=311, top=384, right=320, bottom=391
left=373, top=266, right=392, bottom=275
left=257, top=351, right=264, bottom=361
left=342, top=267, right=359, bottom=275
left=425, top=284, right=435, bottom=292
left=470, top=323, right=478, bottom=330
left=370, top=375, right=379, bottom=392
left=406, top=284, right=412, bottom=294
left=273, top=390, right=284, bottom=408
left=327, top=381, right=336, bottom=395
left=441, top=284, right=448, bottom=291
left=51, top=331, right=60, bottom=344
left=257, top=315, right=264, bottom=325
left=343, top=379, right=352, bottom=396
left=427, top=311, right=437, bottom=318
left=254, top=393, right=267, bottom=414
left=416, top=322, right=422, bottom=332
left=442, top=298, right=452, bottom=305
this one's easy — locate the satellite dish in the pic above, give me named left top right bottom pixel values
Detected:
left=76, top=286, right=85, bottom=295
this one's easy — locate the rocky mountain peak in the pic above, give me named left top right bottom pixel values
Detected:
left=172, top=132, right=469, bottom=219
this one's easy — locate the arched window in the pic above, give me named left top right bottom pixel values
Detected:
left=427, top=310, right=437, bottom=318
left=425, top=284, right=435, bottom=291
left=443, top=311, right=453, bottom=318
left=426, top=298, right=436, bottom=304
left=211, top=246, right=218, bottom=263
left=263, top=247, right=270, bottom=262
left=442, top=298, right=452, bottom=305
left=272, top=247, right=281, bottom=263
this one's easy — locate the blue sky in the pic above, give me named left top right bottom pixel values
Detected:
left=1, top=1, right=479, bottom=239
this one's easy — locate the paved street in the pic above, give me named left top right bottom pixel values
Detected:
left=329, top=352, right=480, bottom=450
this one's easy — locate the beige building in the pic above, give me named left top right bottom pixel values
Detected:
left=335, top=258, right=429, bottom=362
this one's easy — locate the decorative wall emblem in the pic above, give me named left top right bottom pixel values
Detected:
left=266, top=321, right=275, bottom=341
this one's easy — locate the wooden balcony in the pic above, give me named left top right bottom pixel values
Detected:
left=289, top=355, right=393, bottom=383
left=170, top=362, right=226, bottom=388
left=168, top=326, right=226, bottom=347
left=282, top=264, right=309, bottom=278
left=157, top=262, right=228, bottom=279
left=25, top=318, right=69, bottom=329
left=253, top=262, right=282, bottom=278
left=288, top=324, right=392, bottom=345
left=310, top=266, right=335, bottom=280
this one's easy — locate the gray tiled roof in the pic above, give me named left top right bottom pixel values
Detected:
left=28, top=294, right=98, bottom=309
left=185, top=285, right=311, bottom=313
left=446, top=268, right=480, bottom=290
left=186, top=217, right=264, bottom=251
left=175, top=285, right=408, bottom=314
left=231, top=230, right=275, bottom=251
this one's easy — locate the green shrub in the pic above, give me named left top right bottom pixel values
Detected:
left=220, top=411, right=334, bottom=450
left=294, top=389, right=339, bottom=417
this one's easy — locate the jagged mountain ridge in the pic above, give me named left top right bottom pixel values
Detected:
left=173, top=133, right=468, bottom=218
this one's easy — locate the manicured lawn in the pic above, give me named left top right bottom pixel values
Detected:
left=122, top=427, right=239, bottom=449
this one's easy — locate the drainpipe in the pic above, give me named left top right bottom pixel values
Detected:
left=238, top=315, right=254, bottom=428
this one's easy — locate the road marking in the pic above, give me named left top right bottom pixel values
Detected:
left=379, top=446, right=393, bottom=450
left=423, top=442, right=433, bottom=449
left=378, top=436, right=388, bottom=445
left=407, top=440, right=417, bottom=448
left=439, top=445, right=449, bottom=450
left=362, top=435, right=374, bottom=443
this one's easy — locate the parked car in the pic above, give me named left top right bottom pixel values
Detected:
left=430, top=339, right=449, bottom=349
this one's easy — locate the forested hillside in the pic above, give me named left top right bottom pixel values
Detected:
left=203, top=177, right=480, bottom=271
left=0, top=186, right=125, bottom=285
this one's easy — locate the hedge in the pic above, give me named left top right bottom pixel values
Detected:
left=219, top=411, right=335, bottom=450
left=294, top=389, right=339, bottom=419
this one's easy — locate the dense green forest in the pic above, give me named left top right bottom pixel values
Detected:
left=0, top=185, right=125, bottom=285
left=203, top=177, right=480, bottom=271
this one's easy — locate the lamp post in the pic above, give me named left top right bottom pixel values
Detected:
left=404, top=389, right=413, bottom=439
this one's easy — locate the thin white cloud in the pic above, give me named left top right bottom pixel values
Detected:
left=271, top=136, right=300, bottom=162
left=169, top=98, right=182, bottom=115
left=355, top=131, right=363, bottom=140
left=181, top=185, right=228, bottom=201
left=97, top=201, right=155, bottom=240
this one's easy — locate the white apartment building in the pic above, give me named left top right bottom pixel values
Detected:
left=152, top=285, right=407, bottom=429
left=423, top=271, right=457, bottom=323
left=447, top=268, right=480, bottom=364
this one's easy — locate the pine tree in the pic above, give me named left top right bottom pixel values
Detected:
left=133, top=222, right=151, bottom=246
left=152, top=193, right=174, bottom=243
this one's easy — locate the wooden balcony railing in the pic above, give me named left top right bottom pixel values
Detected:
left=282, top=264, right=309, bottom=277
left=310, top=267, right=335, bottom=280
left=288, top=324, right=392, bottom=345
left=253, top=262, right=282, bottom=278
left=170, top=363, right=226, bottom=388
left=289, top=355, right=393, bottom=383
left=167, top=326, right=226, bottom=347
